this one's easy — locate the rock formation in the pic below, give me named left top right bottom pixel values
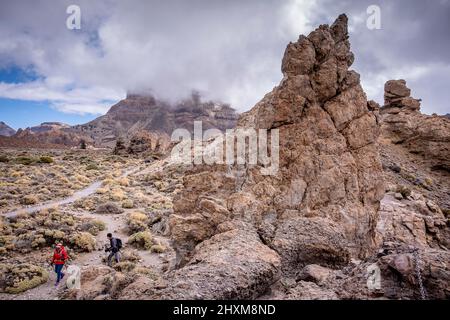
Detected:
left=126, top=131, right=171, bottom=155
left=0, top=124, right=88, bottom=149
left=383, top=79, right=421, bottom=112
left=0, top=122, right=15, bottom=137
left=380, top=79, right=450, bottom=173
left=145, top=14, right=386, bottom=299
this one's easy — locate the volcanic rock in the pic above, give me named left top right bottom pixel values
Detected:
left=0, top=122, right=16, bottom=137
left=164, top=14, right=385, bottom=299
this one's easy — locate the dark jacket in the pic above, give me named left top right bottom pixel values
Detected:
left=109, top=238, right=119, bottom=253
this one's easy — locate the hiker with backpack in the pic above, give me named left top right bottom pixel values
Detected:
left=105, top=233, right=122, bottom=267
left=51, top=242, right=69, bottom=286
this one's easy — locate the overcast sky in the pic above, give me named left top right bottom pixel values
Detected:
left=0, top=0, right=449, bottom=129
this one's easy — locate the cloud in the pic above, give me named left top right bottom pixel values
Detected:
left=0, top=79, right=122, bottom=115
left=0, top=0, right=448, bottom=116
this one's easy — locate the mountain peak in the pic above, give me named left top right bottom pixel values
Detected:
left=0, top=121, right=16, bottom=137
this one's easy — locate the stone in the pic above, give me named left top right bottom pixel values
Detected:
left=95, top=202, right=124, bottom=215
left=297, top=264, right=332, bottom=284
left=394, top=193, right=403, bottom=200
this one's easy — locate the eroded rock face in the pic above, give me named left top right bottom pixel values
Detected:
left=147, top=228, right=281, bottom=299
left=126, top=131, right=171, bottom=155
left=375, top=192, right=448, bottom=250
left=164, top=14, right=385, bottom=299
left=381, top=80, right=450, bottom=172
left=384, top=79, right=421, bottom=112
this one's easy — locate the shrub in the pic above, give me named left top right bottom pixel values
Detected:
left=118, top=177, right=130, bottom=187
left=113, top=261, right=136, bottom=272
left=95, top=202, right=124, bottom=215
left=121, top=199, right=134, bottom=209
left=127, top=231, right=152, bottom=250
left=21, top=195, right=38, bottom=205
left=15, top=157, right=34, bottom=165
left=395, top=185, right=411, bottom=198
left=150, top=244, right=166, bottom=253
left=80, top=219, right=105, bottom=236
left=38, top=156, right=54, bottom=164
left=134, top=266, right=159, bottom=280
left=86, top=163, right=99, bottom=170
left=0, top=263, right=49, bottom=294
left=110, top=189, right=125, bottom=201
left=127, top=212, right=149, bottom=233
left=42, top=229, right=65, bottom=244
left=0, top=155, right=9, bottom=163
left=31, top=235, right=46, bottom=248
left=96, top=187, right=108, bottom=194
left=69, top=232, right=96, bottom=252
left=120, top=249, right=140, bottom=262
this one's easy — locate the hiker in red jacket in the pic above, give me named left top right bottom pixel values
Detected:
left=51, top=243, right=68, bottom=286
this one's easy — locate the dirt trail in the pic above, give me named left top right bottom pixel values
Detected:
left=3, top=166, right=142, bottom=218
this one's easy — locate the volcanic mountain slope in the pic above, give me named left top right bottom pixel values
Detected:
left=0, top=122, right=85, bottom=149
left=0, top=93, right=238, bottom=149
left=0, top=122, right=15, bottom=137
left=72, top=92, right=239, bottom=147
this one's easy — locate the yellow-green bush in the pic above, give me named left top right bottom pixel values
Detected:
left=126, top=212, right=149, bottom=233
left=15, top=157, right=35, bottom=165
left=81, top=219, right=106, bottom=236
left=395, top=185, right=411, bottom=198
left=110, top=189, right=125, bottom=201
left=69, top=232, right=96, bottom=252
left=21, top=195, right=38, bottom=205
left=150, top=244, right=166, bottom=253
left=86, top=163, right=99, bottom=170
left=134, top=266, right=159, bottom=280
left=127, top=231, right=152, bottom=250
left=113, top=261, right=136, bottom=272
left=118, top=177, right=130, bottom=187
left=122, top=199, right=134, bottom=209
left=0, top=263, right=49, bottom=294
left=38, top=156, right=54, bottom=164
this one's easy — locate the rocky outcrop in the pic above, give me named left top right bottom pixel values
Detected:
left=0, top=122, right=15, bottom=137
left=28, top=122, right=71, bottom=134
left=126, top=131, right=171, bottom=155
left=0, top=126, right=89, bottom=149
left=160, top=14, right=385, bottom=299
left=383, top=79, right=421, bottom=112
left=380, top=80, right=450, bottom=172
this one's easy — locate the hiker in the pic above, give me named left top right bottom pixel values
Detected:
left=105, top=233, right=122, bottom=267
left=51, top=242, right=68, bottom=286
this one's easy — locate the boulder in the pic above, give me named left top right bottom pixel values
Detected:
left=95, top=202, right=124, bottom=215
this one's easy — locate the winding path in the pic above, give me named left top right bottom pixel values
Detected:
left=3, top=167, right=141, bottom=218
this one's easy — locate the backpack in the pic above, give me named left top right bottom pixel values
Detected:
left=116, top=238, right=122, bottom=250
